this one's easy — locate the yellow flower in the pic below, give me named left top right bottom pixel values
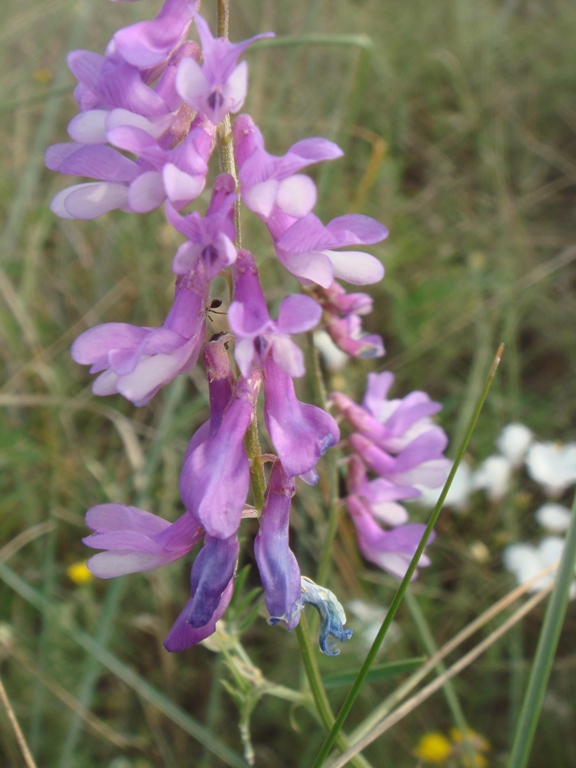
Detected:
left=67, top=561, right=93, bottom=585
left=33, top=68, right=53, bottom=84
left=449, top=728, right=490, bottom=767
left=413, top=732, right=452, bottom=764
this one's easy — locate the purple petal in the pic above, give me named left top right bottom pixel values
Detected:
left=263, top=359, right=339, bottom=478
left=163, top=579, right=234, bottom=652
left=85, top=503, right=170, bottom=535
left=67, top=111, right=108, bottom=143
left=188, top=534, right=239, bottom=627
left=71, top=323, right=148, bottom=365
left=324, top=250, right=384, bottom=285
left=276, top=175, right=316, bottom=217
left=128, top=171, right=166, bottom=212
left=254, top=463, right=301, bottom=623
left=277, top=294, right=321, bottom=335
left=51, top=182, right=129, bottom=219
left=326, top=214, right=389, bottom=246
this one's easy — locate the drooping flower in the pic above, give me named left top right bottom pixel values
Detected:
left=228, top=249, right=321, bottom=378
left=176, top=14, right=274, bottom=126
left=83, top=503, right=204, bottom=577
left=254, top=462, right=301, bottom=625
left=71, top=266, right=209, bottom=406
left=297, top=577, right=353, bottom=656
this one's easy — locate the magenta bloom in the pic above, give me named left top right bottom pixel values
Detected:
left=345, top=455, right=418, bottom=527
left=254, top=462, right=301, bottom=625
left=84, top=504, right=203, bottom=578
left=347, top=496, right=433, bottom=579
left=229, top=250, right=321, bottom=378
left=233, top=113, right=342, bottom=223
left=263, top=358, right=339, bottom=481
left=176, top=14, right=274, bottom=125
left=167, top=172, right=237, bottom=277
left=71, top=267, right=209, bottom=406
left=274, top=212, right=387, bottom=288
left=325, top=314, right=384, bottom=359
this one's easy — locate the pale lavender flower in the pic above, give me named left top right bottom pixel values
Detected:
left=71, top=267, right=209, bottom=405
left=167, top=172, right=237, bottom=277
left=228, top=250, right=321, bottom=378
left=262, top=357, right=339, bottom=481
left=84, top=504, right=203, bottom=578
left=176, top=15, right=274, bottom=126
left=346, top=496, right=434, bottom=580
left=107, top=0, right=196, bottom=69
left=274, top=212, right=387, bottom=288
left=47, top=117, right=214, bottom=218
left=254, top=462, right=301, bottom=625
left=324, top=314, right=384, bottom=359
left=345, top=455, right=417, bottom=527
left=233, top=113, right=343, bottom=222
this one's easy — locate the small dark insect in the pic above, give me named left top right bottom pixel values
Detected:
left=210, top=298, right=223, bottom=309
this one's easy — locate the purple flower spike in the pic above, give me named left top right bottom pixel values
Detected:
left=71, top=267, right=209, bottom=406
left=346, top=455, right=418, bottom=526
left=233, top=113, right=343, bottom=221
left=164, top=579, right=234, bottom=652
left=176, top=14, right=274, bottom=125
left=188, top=533, right=239, bottom=627
left=347, top=496, right=434, bottom=579
left=275, top=212, right=387, bottom=288
left=167, top=172, right=237, bottom=277
left=254, top=462, right=301, bottom=625
left=108, top=0, right=196, bottom=69
left=325, top=314, right=384, bottom=359
left=84, top=504, right=203, bottom=578
left=180, top=371, right=261, bottom=538
left=263, top=358, right=339, bottom=479
left=229, top=250, right=321, bottom=378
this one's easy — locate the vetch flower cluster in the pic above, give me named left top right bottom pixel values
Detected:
left=48, top=1, right=395, bottom=654
left=332, top=372, right=450, bottom=579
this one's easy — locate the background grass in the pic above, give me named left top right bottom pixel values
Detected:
left=1, top=0, right=576, bottom=766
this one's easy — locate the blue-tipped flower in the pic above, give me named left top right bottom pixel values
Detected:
left=298, top=577, right=353, bottom=656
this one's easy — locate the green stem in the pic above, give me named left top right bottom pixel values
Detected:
left=295, top=619, right=372, bottom=768
left=311, top=345, right=504, bottom=768
left=507, top=489, right=576, bottom=768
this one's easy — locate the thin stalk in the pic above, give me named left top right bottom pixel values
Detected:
left=295, top=619, right=372, bottom=768
left=405, top=590, right=476, bottom=767
left=311, top=344, right=504, bottom=768
left=0, top=673, right=38, bottom=768
left=507, top=490, right=576, bottom=768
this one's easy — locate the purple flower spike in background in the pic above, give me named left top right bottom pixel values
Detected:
left=84, top=504, right=204, bottom=578
left=176, top=14, right=274, bottom=126
left=254, top=462, right=301, bottom=626
left=71, top=266, right=209, bottom=406
left=346, top=497, right=434, bottom=580
left=229, top=250, right=321, bottom=378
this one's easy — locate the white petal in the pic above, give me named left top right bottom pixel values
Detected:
left=68, top=110, right=108, bottom=143
left=276, top=175, right=316, bottom=217
left=324, top=250, right=384, bottom=285
left=242, top=179, right=279, bottom=218
left=128, top=171, right=166, bottom=213
left=52, top=182, right=128, bottom=219
left=163, top=163, right=205, bottom=207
